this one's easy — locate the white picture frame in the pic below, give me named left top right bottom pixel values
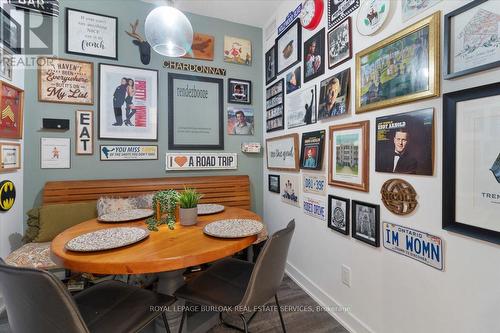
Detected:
left=41, top=138, right=70, bottom=169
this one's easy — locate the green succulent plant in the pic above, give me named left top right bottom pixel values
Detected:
left=178, top=188, right=203, bottom=209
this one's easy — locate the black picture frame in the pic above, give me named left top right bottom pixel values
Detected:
left=300, top=130, right=325, bottom=170
left=227, top=78, right=251, bottom=105
left=303, top=28, right=325, bottom=83
left=275, top=19, right=302, bottom=76
left=1, top=8, right=21, bottom=54
left=65, top=7, right=118, bottom=60
left=328, top=195, right=350, bottom=235
left=268, top=174, right=280, bottom=193
left=266, top=79, right=285, bottom=133
left=265, top=45, right=277, bottom=85
left=328, top=17, right=352, bottom=70
left=444, top=0, right=500, bottom=80
left=168, top=73, right=224, bottom=150
left=443, top=82, right=500, bottom=245
left=352, top=200, right=380, bottom=247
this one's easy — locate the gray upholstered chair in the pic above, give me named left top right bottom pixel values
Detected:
left=175, top=220, right=295, bottom=333
left=0, top=259, right=175, bottom=333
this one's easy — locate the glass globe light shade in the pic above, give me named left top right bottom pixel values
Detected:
left=145, top=6, right=193, bottom=57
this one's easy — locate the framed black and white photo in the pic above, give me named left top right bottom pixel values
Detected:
left=443, top=82, right=500, bottom=245
left=268, top=174, right=280, bottom=193
left=328, top=195, right=350, bottom=235
left=328, top=17, right=352, bottom=69
left=168, top=73, right=224, bottom=150
left=227, top=78, right=251, bottom=105
left=352, top=200, right=380, bottom=247
left=444, top=0, right=500, bottom=79
left=303, top=28, right=325, bottom=83
left=265, top=45, right=277, bottom=85
left=275, top=19, right=302, bottom=75
left=66, top=8, right=118, bottom=60
left=0, top=47, right=13, bottom=81
left=1, top=8, right=21, bottom=54
left=99, top=64, right=158, bottom=141
left=287, top=85, right=317, bottom=129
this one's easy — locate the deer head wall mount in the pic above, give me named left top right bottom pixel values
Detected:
left=126, top=20, right=151, bottom=65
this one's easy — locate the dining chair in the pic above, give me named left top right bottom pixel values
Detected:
left=174, top=219, right=295, bottom=333
left=0, top=259, right=175, bottom=333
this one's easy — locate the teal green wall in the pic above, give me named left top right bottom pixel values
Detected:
left=23, top=0, right=263, bottom=215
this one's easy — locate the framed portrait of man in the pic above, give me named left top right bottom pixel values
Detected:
left=318, top=68, right=351, bottom=120
left=303, top=28, right=325, bottom=83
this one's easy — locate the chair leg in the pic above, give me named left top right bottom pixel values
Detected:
left=239, top=314, right=249, bottom=333
left=274, top=294, right=287, bottom=333
left=161, top=312, right=171, bottom=333
left=177, top=309, right=187, bottom=333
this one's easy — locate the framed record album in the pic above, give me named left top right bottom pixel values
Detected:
left=300, top=130, right=325, bottom=170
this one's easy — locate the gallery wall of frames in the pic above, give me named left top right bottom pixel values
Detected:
left=262, top=1, right=500, bottom=333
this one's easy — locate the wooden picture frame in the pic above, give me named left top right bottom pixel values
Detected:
left=266, top=133, right=300, bottom=172
left=75, top=110, right=93, bottom=155
left=352, top=200, right=380, bottom=247
left=328, top=17, right=353, bottom=70
left=328, top=121, right=369, bottom=192
left=275, top=19, right=302, bottom=76
left=0, top=142, right=21, bottom=171
left=265, top=45, right=277, bottom=85
left=38, top=57, right=94, bottom=105
left=227, top=78, right=251, bottom=105
left=0, top=80, right=24, bottom=139
left=355, top=12, right=440, bottom=113
left=268, top=174, right=280, bottom=193
left=328, top=195, right=350, bottom=235
left=443, top=82, right=500, bottom=245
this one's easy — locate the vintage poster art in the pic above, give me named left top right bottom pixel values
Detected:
left=328, top=0, right=360, bottom=29
left=303, top=174, right=327, bottom=196
left=328, top=17, right=352, bottom=69
left=329, top=121, right=369, bottom=192
left=276, top=19, right=302, bottom=75
left=227, top=107, right=254, bottom=135
left=356, top=0, right=391, bottom=36
left=303, top=28, right=325, bottom=83
left=401, top=0, right=441, bottom=22
left=444, top=0, right=500, bottom=79
left=443, top=83, right=500, bottom=245
left=303, top=196, right=327, bottom=221
left=352, top=200, right=380, bottom=247
left=100, top=145, right=158, bottom=161
left=265, top=45, right=277, bottom=85
left=75, top=110, right=93, bottom=155
left=266, top=133, right=299, bottom=171
left=182, top=33, right=214, bottom=61
left=166, top=153, right=237, bottom=171
left=376, top=108, right=434, bottom=175
left=355, top=13, right=440, bottom=113
left=328, top=195, right=350, bottom=235
left=286, top=66, right=301, bottom=94
left=228, top=78, right=251, bottom=105
left=318, top=68, right=350, bottom=120
left=66, top=8, right=118, bottom=60
left=300, top=130, right=325, bottom=170
left=0, top=47, right=13, bottom=81
left=287, top=85, right=317, bottom=129
left=0, top=142, right=20, bottom=171
left=281, top=174, right=300, bottom=207
left=268, top=174, right=280, bottom=193
left=40, top=138, right=70, bottom=169
left=224, top=36, right=252, bottom=65
left=0, top=80, right=23, bottom=139
left=38, top=57, right=93, bottom=105
left=99, top=64, right=158, bottom=140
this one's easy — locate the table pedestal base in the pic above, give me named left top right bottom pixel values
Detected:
left=155, top=270, right=186, bottom=333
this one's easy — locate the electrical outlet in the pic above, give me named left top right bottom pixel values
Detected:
left=341, top=265, right=351, bottom=287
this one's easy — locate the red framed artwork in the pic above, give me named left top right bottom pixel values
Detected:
left=0, top=80, right=24, bottom=139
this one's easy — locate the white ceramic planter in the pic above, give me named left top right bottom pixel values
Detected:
left=179, top=207, right=198, bottom=226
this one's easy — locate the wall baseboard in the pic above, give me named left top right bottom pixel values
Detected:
left=285, top=262, right=375, bottom=333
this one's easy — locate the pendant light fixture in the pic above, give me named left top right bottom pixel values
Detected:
left=145, top=0, right=193, bottom=57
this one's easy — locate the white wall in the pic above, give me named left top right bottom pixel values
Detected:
left=263, top=1, right=500, bottom=333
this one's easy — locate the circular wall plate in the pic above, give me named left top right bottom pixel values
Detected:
left=356, top=0, right=390, bottom=36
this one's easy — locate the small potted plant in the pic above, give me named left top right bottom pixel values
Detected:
left=178, top=188, right=203, bottom=226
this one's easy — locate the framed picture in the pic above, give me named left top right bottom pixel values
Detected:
left=265, top=45, right=277, bottom=85
left=286, top=66, right=301, bottom=94
left=356, top=0, right=391, bottom=36
left=352, top=200, right=380, bottom=247
left=300, top=130, right=325, bottom=170
left=266, top=133, right=299, bottom=171
left=227, top=78, right=251, bottom=104
left=328, top=121, right=369, bottom=192
left=268, top=174, right=280, bottom=193
left=40, top=138, right=70, bottom=169
left=75, top=110, right=93, bottom=155
left=100, top=145, right=158, bottom=161
left=303, top=28, right=325, bottom=83
left=328, top=195, right=350, bottom=235
left=318, top=68, right=350, bottom=120
left=275, top=19, right=302, bottom=75
left=227, top=107, right=254, bottom=135
left=376, top=108, right=434, bottom=175
left=0, top=47, right=13, bottom=81
left=66, top=8, right=118, bottom=60
left=99, top=64, right=158, bottom=141
left=168, top=73, right=223, bottom=150
left=182, top=32, right=214, bottom=61
left=0, top=80, right=23, bottom=139
left=443, top=82, right=500, bottom=245
left=0, top=142, right=20, bottom=171
left=328, top=0, right=360, bottom=29
left=281, top=174, right=300, bottom=207
left=401, top=0, right=441, bottom=22
left=224, top=36, right=252, bottom=65
left=328, top=17, right=352, bottom=69
left=355, top=12, right=440, bottom=113
left=38, top=57, right=94, bottom=105
left=444, top=0, right=500, bottom=79
left=266, top=79, right=285, bottom=133
left=1, top=8, right=21, bottom=54
left=286, top=85, right=317, bottom=129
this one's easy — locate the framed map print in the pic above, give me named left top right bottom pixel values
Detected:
left=0, top=80, right=23, bottom=139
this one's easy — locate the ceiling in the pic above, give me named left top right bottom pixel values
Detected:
left=141, top=0, right=284, bottom=28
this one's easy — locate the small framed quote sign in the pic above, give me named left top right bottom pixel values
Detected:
left=266, top=133, right=300, bottom=171
left=100, top=145, right=158, bottom=161
left=75, top=110, right=93, bottom=155
left=38, top=57, right=94, bottom=105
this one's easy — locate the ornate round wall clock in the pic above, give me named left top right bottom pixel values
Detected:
left=356, top=0, right=390, bottom=36
left=301, top=0, right=324, bottom=31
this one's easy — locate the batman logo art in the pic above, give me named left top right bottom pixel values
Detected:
left=0, top=180, right=16, bottom=211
